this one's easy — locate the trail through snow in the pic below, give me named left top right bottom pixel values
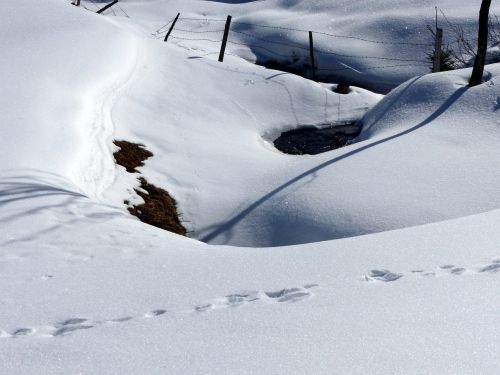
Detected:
left=74, top=24, right=140, bottom=200
left=1, top=284, right=318, bottom=339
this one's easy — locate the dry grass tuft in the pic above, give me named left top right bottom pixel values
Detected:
left=128, top=179, right=187, bottom=236
left=112, top=140, right=186, bottom=236
left=113, top=140, right=153, bottom=173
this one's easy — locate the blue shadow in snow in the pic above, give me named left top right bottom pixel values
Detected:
left=199, top=79, right=469, bottom=243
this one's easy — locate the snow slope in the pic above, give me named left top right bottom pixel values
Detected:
left=1, top=0, right=500, bottom=374
left=110, top=38, right=500, bottom=248
left=4, top=194, right=500, bottom=375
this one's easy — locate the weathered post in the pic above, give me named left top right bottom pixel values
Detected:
left=433, top=27, right=443, bottom=73
left=219, top=15, right=232, bottom=62
left=97, top=0, right=119, bottom=14
left=164, top=13, right=181, bottom=42
left=309, top=31, right=317, bottom=81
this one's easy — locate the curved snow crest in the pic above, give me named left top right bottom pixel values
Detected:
left=359, top=64, right=500, bottom=140
left=0, top=1, right=141, bottom=202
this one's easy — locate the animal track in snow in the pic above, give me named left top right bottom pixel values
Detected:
left=54, top=324, right=93, bottom=337
left=265, top=288, right=311, bottom=302
left=364, top=259, right=500, bottom=283
left=449, top=267, right=466, bottom=275
left=60, top=318, right=88, bottom=325
left=479, top=260, right=500, bottom=273
left=108, top=316, right=133, bottom=323
left=194, top=285, right=316, bottom=313
left=2, top=284, right=317, bottom=339
left=51, top=318, right=94, bottom=336
left=144, top=309, right=167, bottom=318
left=12, top=328, right=35, bottom=337
left=365, top=269, right=403, bottom=282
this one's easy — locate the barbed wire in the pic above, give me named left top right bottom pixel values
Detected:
left=178, top=17, right=227, bottom=23
left=172, top=16, right=433, bottom=47
left=317, top=63, right=424, bottom=72
left=312, top=31, right=433, bottom=47
left=161, top=20, right=428, bottom=64
left=83, top=0, right=100, bottom=11
left=227, top=40, right=305, bottom=59
left=170, top=35, right=223, bottom=44
left=116, top=2, right=130, bottom=18
left=230, top=29, right=309, bottom=50
left=174, top=28, right=226, bottom=34
left=153, top=19, right=174, bottom=35
left=70, top=3, right=432, bottom=76
left=314, top=49, right=427, bottom=63
left=228, top=38, right=426, bottom=63
left=232, top=21, right=433, bottom=47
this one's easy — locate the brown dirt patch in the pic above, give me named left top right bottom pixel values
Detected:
left=112, top=139, right=186, bottom=236
left=113, top=140, right=153, bottom=173
left=128, top=178, right=187, bottom=236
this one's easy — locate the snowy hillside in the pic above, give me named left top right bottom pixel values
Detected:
left=1, top=0, right=500, bottom=374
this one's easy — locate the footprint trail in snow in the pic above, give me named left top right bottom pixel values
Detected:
left=2, top=284, right=317, bottom=339
left=364, top=259, right=500, bottom=282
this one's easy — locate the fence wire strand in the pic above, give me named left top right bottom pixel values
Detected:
left=159, top=16, right=431, bottom=71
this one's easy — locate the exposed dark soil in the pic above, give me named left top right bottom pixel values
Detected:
left=113, top=140, right=153, bottom=173
left=273, top=123, right=360, bottom=155
left=334, top=83, right=351, bottom=94
left=128, top=177, right=187, bottom=236
left=112, top=139, right=186, bottom=236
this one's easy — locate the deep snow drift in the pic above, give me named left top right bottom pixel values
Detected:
left=1, top=0, right=500, bottom=374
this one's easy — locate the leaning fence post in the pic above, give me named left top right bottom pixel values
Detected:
left=97, top=0, right=119, bottom=14
left=433, top=27, right=443, bottom=73
left=308, top=31, right=317, bottom=81
left=164, top=13, right=180, bottom=42
left=219, top=15, right=232, bottom=62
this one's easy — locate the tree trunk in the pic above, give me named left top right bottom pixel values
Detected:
left=469, top=0, right=492, bottom=87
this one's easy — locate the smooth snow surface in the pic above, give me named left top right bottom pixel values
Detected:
left=1, top=0, right=500, bottom=374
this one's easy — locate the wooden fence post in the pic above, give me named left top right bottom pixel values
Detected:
left=164, top=13, right=180, bottom=42
left=97, top=0, right=119, bottom=14
left=219, top=15, right=232, bottom=62
left=309, top=31, right=317, bottom=81
left=433, top=27, right=443, bottom=73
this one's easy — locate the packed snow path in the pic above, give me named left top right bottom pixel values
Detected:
left=75, top=24, right=140, bottom=201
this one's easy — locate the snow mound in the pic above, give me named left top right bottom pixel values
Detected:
left=360, top=64, right=500, bottom=139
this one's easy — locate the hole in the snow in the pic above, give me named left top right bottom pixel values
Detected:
left=273, top=122, right=360, bottom=155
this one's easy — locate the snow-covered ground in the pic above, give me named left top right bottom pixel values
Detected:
left=1, top=0, right=500, bottom=373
